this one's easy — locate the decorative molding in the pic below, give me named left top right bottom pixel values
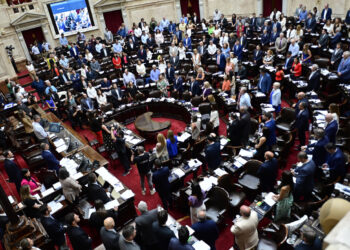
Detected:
left=94, top=0, right=125, bottom=8
left=10, top=12, right=46, bottom=26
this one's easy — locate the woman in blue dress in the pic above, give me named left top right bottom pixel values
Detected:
left=301, top=44, right=312, bottom=64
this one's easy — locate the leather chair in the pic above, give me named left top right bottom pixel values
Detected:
left=276, top=108, right=296, bottom=132
left=218, top=174, right=246, bottom=210
left=149, top=90, right=161, bottom=98
left=191, top=96, right=203, bottom=107
left=238, top=160, right=262, bottom=193
left=192, top=138, right=206, bottom=159
left=314, top=58, right=329, bottom=69
left=183, top=92, right=191, bottom=102
left=204, top=186, right=230, bottom=224
left=207, top=65, right=218, bottom=74
left=33, top=168, right=58, bottom=189
left=257, top=224, right=288, bottom=250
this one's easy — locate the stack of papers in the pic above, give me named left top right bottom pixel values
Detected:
left=104, top=199, right=120, bottom=210
left=264, top=192, right=277, bottom=206
left=214, top=168, right=228, bottom=177
left=173, top=168, right=185, bottom=178
left=178, top=132, right=191, bottom=143
left=188, top=159, right=202, bottom=168
left=121, top=190, right=135, bottom=200
left=47, top=200, right=63, bottom=214
left=42, top=187, right=55, bottom=197
left=53, top=182, right=62, bottom=190
left=193, top=241, right=210, bottom=250
left=239, top=149, right=254, bottom=158
left=199, top=177, right=217, bottom=192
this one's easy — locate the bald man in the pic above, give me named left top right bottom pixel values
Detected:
left=100, top=217, right=120, bottom=250
left=191, top=210, right=219, bottom=250
left=231, top=206, right=259, bottom=250
left=257, top=151, right=278, bottom=192
left=324, top=113, right=338, bottom=144
left=293, top=92, right=308, bottom=116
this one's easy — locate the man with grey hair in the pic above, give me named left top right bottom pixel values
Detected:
left=337, top=51, right=350, bottom=83
left=308, top=64, right=320, bottom=91
left=295, top=225, right=322, bottom=250
left=45, top=80, right=57, bottom=95
left=288, top=38, right=300, bottom=58
left=131, top=146, right=155, bottom=196
left=302, top=128, right=329, bottom=167
left=134, top=201, right=158, bottom=249
left=41, top=142, right=60, bottom=173
left=275, top=32, right=288, bottom=54
left=32, top=114, right=48, bottom=143
left=325, top=113, right=338, bottom=144
left=238, top=87, right=251, bottom=109
left=191, top=209, right=219, bottom=249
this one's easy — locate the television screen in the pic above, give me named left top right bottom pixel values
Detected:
left=48, top=0, right=94, bottom=34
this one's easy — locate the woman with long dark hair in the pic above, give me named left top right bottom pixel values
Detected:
left=166, top=130, right=178, bottom=159
left=254, top=127, right=269, bottom=161
left=89, top=199, right=118, bottom=231
left=273, top=171, right=294, bottom=222
left=21, top=169, right=41, bottom=195
left=188, top=182, right=206, bottom=224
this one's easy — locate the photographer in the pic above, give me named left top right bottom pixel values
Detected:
left=131, top=146, right=155, bottom=196
left=111, top=127, right=131, bottom=176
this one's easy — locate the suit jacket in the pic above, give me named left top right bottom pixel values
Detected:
left=308, top=70, right=321, bottom=91
left=237, top=66, right=247, bottom=79
left=41, top=150, right=60, bottom=171
left=294, top=160, right=316, bottom=199
left=87, top=183, right=110, bottom=204
left=318, top=34, right=329, bottom=48
left=269, top=32, right=278, bottom=43
left=228, top=120, right=241, bottom=146
left=256, top=17, right=265, bottom=29
left=127, top=42, right=137, bottom=52
left=67, top=226, right=92, bottom=250
left=80, top=97, right=94, bottom=111
left=183, top=37, right=192, bottom=49
left=165, top=67, right=175, bottom=83
left=306, top=136, right=329, bottom=166
left=152, top=221, right=175, bottom=250
left=70, top=46, right=80, bottom=58
left=257, top=158, right=278, bottom=192
left=233, top=44, right=243, bottom=60
left=152, top=167, right=170, bottom=195
left=40, top=216, right=66, bottom=246
left=325, top=120, right=338, bottom=143
left=265, top=119, right=276, bottom=146
left=239, top=112, right=251, bottom=145
left=275, top=37, right=288, bottom=53
left=219, top=17, right=228, bottom=28
left=135, top=209, right=158, bottom=246
left=197, top=45, right=206, bottom=56
left=284, top=57, right=293, bottom=71
left=205, top=142, right=221, bottom=170
left=100, top=48, right=110, bottom=58
left=100, top=227, right=120, bottom=250
left=90, top=209, right=118, bottom=232
left=321, top=8, right=332, bottom=20
left=338, top=58, right=350, bottom=81
left=331, top=48, right=343, bottom=64
left=4, top=159, right=21, bottom=186
left=137, top=49, right=147, bottom=62
left=305, top=17, right=316, bottom=32
left=261, top=33, right=270, bottom=45
left=295, top=237, right=322, bottom=250
left=258, top=73, right=272, bottom=94
left=59, top=72, right=70, bottom=85
left=168, top=238, right=195, bottom=250
left=190, top=81, right=201, bottom=96
left=170, top=56, right=179, bottom=68
left=239, top=36, right=247, bottom=48
left=111, top=88, right=123, bottom=101
left=295, top=109, right=309, bottom=132
left=216, top=54, right=226, bottom=71
left=191, top=219, right=219, bottom=250
left=271, top=22, right=282, bottom=34
left=330, top=32, right=342, bottom=48
left=230, top=211, right=259, bottom=250
left=327, top=149, right=346, bottom=181
left=174, top=77, right=184, bottom=93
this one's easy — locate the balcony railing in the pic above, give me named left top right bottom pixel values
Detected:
left=5, top=0, right=41, bottom=22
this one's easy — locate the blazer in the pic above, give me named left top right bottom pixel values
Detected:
left=111, top=88, right=123, bottom=101
left=170, top=56, right=179, bottom=68
left=306, top=136, right=329, bottom=166
left=295, top=109, right=309, bottom=132
left=165, top=67, right=175, bottom=83
left=137, top=49, right=147, bottom=62
left=100, top=48, right=110, bottom=58
left=330, top=32, right=342, bottom=48
left=269, top=32, right=279, bottom=43
left=292, top=62, right=302, bottom=77
left=294, top=160, right=316, bottom=199
left=237, top=66, right=247, bottom=79
left=228, top=120, right=241, bottom=146
left=321, top=8, right=332, bottom=20
left=230, top=211, right=259, bottom=250
left=258, top=73, right=272, bottom=94
left=174, top=77, right=184, bottom=93
left=80, top=98, right=94, bottom=111
left=338, top=58, right=350, bottom=81
left=239, top=36, right=247, bottom=48
left=135, top=209, right=158, bottom=246
left=41, top=150, right=60, bottom=171
left=261, top=33, right=270, bottom=45
left=90, top=209, right=118, bottom=232
left=216, top=53, right=226, bottom=71
left=100, top=227, right=120, bottom=250
left=87, top=183, right=110, bottom=204
left=294, top=98, right=309, bottom=116
left=4, top=159, right=21, bottom=186
left=239, top=112, right=251, bottom=145
left=40, top=215, right=66, bottom=246
left=327, top=149, right=346, bottom=181
left=205, top=142, right=221, bottom=170
left=190, top=81, right=201, bottom=96
left=325, top=120, right=338, bottom=143
left=152, top=167, right=170, bottom=195
left=275, top=37, right=288, bottom=53
left=265, top=119, right=277, bottom=146
left=346, top=10, right=350, bottom=25
left=253, top=50, right=263, bottom=63
left=318, top=34, right=329, bottom=48
left=60, top=177, right=81, bottom=203
left=305, top=17, right=316, bottom=32
left=70, top=46, right=80, bottom=58
left=67, top=226, right=92, bottom=250
left=168, top=238, right=195, bottom=250
left=233, top=45, right=243, bottom=60
left=59, top=72, right=70, bottom=85
left=284, top=57, right=293, bottom=71
left=331, top=49, right=343, bottom=64
left=308, top=70, right=321, bottom=91
left=257, top=158, right=278, bottom=192
left=191, top=219, right=219, bottom=250
left=183, top=37, right=192, bottom=49
left=152, top=221, right=175, bottom=250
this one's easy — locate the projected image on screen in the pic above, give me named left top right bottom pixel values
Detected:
left=50, top=0, right=92, bottom=33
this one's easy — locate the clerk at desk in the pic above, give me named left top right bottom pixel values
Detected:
left=41, top=143, right=60, bottom=174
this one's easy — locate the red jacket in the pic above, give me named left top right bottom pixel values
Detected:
left=292, top=62, right=302, bottom=77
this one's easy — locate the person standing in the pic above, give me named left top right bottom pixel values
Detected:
left=152, top=159, right=172, bottom=210
left=152, top=210, right=175, bottom=250
left=58, top=168, right=81, bottom=204
left=41, top=143, right=60, bottom=174
left=111, top=128, right=131, bottom=176
left=32, top=115, right=49, bottom=143
left=273, top=171, right=294, bottom=222
left=295, top=102, right=309, bottom=148
left=168, top=226, right=195, bottom=250
left=204, top=133, right=221, bottom=173
left=191, top=210, right=219, bottom=250
left=257, top=151, right=278, bottom=193
left=188, top=182, right=206, bottom=224
left=119, top=225, right=140, bottom=250
left=100, top=217, right=120, bottom=250
left=66, top=213, right=92, bottom=250
left=3, top=150, right=22, bottom=194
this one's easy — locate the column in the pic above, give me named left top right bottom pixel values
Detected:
left=41, top=24, right=54, bottom=47
left=256, top=0, right=263, bottom=16
left=175, top=0, right=182, bottom=22
left=97, top=9, right=106, bottom=33
left=198, top=0, right=204, bottom=20
left=282, top=0, right=287, bottom=14
left=16, top=30, right=31, bottom=60
left=121, top=8, right=129, bottom=29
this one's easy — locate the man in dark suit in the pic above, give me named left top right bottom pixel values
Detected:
left=137, top=45, right=147, bottom=63
left=293, top=152, right=316, bottom=201
left=173, top=73, right=184, bottom=95
left=66, top=213, right=92, bottom=250
left=152, top=210, right=175, bottom=250
left=295, top=102, right=309, bottom=147
left=293, top=92, right=309, bottom=116
left=330, top=28, right=342, bottom=49
left=323, top=143, right=346, bottom=182
left=183, top=34, right=192, bottom=50
left=216, top=49, right=226, bottom=71
left=40, top=204, right=67, bottom=249
left=219, top=14, right=228, bottom=29
left=304, top=129, right=329, bottom=167
left=41, top=143, right=60, bottom=174
left=257, top=151, right=278, bottom=192
left=147, top=34, right=156, bottom=50
left=134, top=201, right=158, bottom=250
left=263, top=112, right=276, bottom=147
left=250, top=13, right=258, bottom=31
left=165, top=63, right=175, bottom=84
left=239, top=106, right=251, bottom=146
left=257, top=69, right=272, bottom=94
left=331, top=43, right=343, bottom=69
left=86, top=67, right=97, bottom=82
left=126, top=38, right=137, bottom=52
left=295, top=225, right=322, bottom=250
left=58, top=69, right=71, bottom=85
left=237, top=63, right=247, bottom=80
left=318, top=29, right=329, bottom=49
left=305, top=13, right=316, bottom=33
left=87, top=173, right=110, bottom=204
left=100, top=217, right=120, bottom=250
left=189, top=76, right=200, bottom=96
left=70, top=44, right=80, bottom=59
left=325, top=113, right=338, bottom=144
left=3, top=150, right=22, bottom=194
left=321, top=4, right=332, bottom=21
left=100, top=44, right=110, bottom=58
left=228, top=114, right=241, bottom=146
left=307, top=64, right=321, bottom=91
left=260, top=29, right=270, bottom=46
left=238, top=32, right=247, bottom=49
left=111, top=129, right=131, bottom=176
left=80, top=93, right=94, bottom=112
left=253, top=45, right=263, bottom=66
left=205, top=133, right=221, bottom=173
left=191, top=210, right=219, bottom=250
left=169, top=55, right=179, bottom=68
left=233, top=40, right=243, bottom=61
left=346, top=8, right=350, bottom=25
left=283, top=52, right=294, bottom=73
left=111, top=83, right=124, bottom=108
left=256, top=14, right=265, bottom=30
left=152, top=159, right=172, bottom=210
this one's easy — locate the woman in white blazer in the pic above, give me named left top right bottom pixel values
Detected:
left=270, top=82, right=281, bottom=113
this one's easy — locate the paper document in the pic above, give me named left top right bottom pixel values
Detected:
left=192, top=240, right=211, bottom=250
left=53, top=182, right=62, bottom=190
left=214, top=168, right=228, bottom=177
left=48, top=200, right=63, bottom=214
left=173, top=168, right=185, bottom=178
left=105, top=199, right=120, bottom=210
left=264, top=192, right=277, bottom=206
left=121, top=190, right=134, bottom=200
left=42, top=187, right=55, bottom=197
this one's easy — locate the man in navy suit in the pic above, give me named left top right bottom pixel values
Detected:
left=3, top=150, right=22, bottom=193
left=263, top=112, right=276, bottom=147
left=305, top=13, right=316, bottom=33
left=330, top=28, right=342, bottom=48
left=66, top=213, right=92, bottom=250
left=173, top=73, right=184, bottom=95
left=238, top=32, right=247, bottom=49
left=152, top=159, right=172, bottom=210
left=41, top=143, right=60, bottom=173
left=250, top=13, right=258, bottom=31
left=40, top=204, right=67, bottom=249
left=189, top=76, right=200, bottom=96
left=205, top=134, right=221, bottom=173
left=337, top=51, right=350, bottom=83
left=253, top=45, right=263, bottom=66
left=324, top=113, right=338, bottom=144
left=257, top=69, right=272, bottom=94
left=191, top=210, right=219, bottom=250
left=216, top=49, right=226, bottom=71
left=307, top=64, right=321, bottom=91
left=283, top=52, right=294, bottom=73
left=294, top=92, right=309, bottom=117
left=321, top=4, right=332, bottom=21
left=165, top=63, right=175, bottom=84
left=87, top=173, right=110, bottom=204
left=152, top=210, right=175, bottom=250
left=100, top=217, right=120, bottom=250
left=70, top=44, right=80, bottom=59
left=80, top=93, right=94, bottom=111
left=293, top=152, right=316, bottom=201
left=233, top=40, right=243, bottom=61
left=323, top=143, right=346, bottom=182
left=260, top=29, right=270, bottom=46
left=137, top=45, right=147, bottom=63
left=257, top=151, right=278, bottom=192
left=304, top=129, right=329, bottom=167
left=295, top=226, right=322, bottom=250
left=183, top=34, right=192, bottom=50
left=295, top=102, right=309, bottom=147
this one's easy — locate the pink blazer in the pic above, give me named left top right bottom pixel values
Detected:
left=21, top=178, right=39, bottom=195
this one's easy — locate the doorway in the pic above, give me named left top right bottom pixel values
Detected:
left=103, top=10, right=124, bottom=34
left=263, top=0, right=282, bottom=17
left=180, top=0, right=200, bottom=20
left=22, top=27, right=45, bottom=49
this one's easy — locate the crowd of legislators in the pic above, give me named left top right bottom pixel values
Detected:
left=1, top=3, right=350, bottom=250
